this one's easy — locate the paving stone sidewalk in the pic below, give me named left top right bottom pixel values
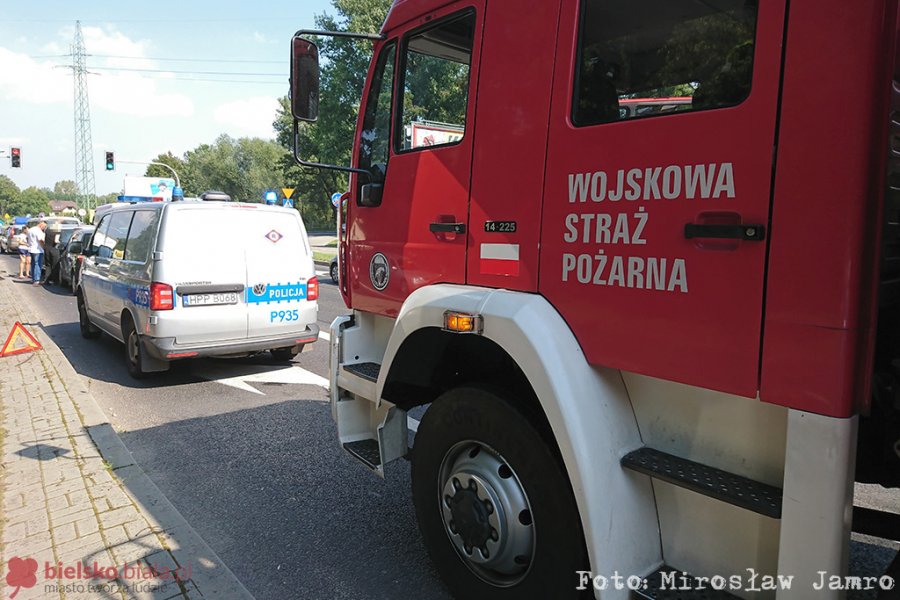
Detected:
left=0, top=272, right=254, bottom=599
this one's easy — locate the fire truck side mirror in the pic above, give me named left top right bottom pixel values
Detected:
left=359, top=183, right=383, bottom=207
left=291, top=37, right=320, bottom=122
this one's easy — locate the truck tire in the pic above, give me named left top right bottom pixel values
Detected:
left=411, top=387, right=589, bottom=600
left=77, top=293, right=100, bottom=339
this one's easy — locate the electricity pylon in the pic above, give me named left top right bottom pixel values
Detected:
left=71, top=21, right=97, bottom=212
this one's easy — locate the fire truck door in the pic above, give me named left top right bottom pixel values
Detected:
left=348, top=5, right=484, bottom=317
left=540, top=0, right=787, bottom=397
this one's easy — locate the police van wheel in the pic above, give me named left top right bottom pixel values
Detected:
left=124, top=320, right=147, bottom=379
left=270, top=346, right=300, bottom=362
left=411, top=387, right=590, bottom=600
left=77, top=294, right=100, bottom=339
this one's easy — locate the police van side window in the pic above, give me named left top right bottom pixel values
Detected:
left=89, top=216, right=112, bottom=259
left=124, top=211, right=158, bottom=263
left=98, top=212, right=133, bottom=261
left=396, top=12, right=474, bottom=151
left=572, top=0, right=758, bottom=126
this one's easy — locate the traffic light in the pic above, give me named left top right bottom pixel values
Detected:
left=10, top=147, right=20, bottom=168
left=105, top=151, right=115, bottom=171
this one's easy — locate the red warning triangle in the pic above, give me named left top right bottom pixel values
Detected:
left=0, top=322, right=42, bottom=357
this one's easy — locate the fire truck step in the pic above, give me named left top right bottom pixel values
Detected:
left=342, top=439, right=381, bottom=470
left=634, top=567, right=741, bottom=599
left=343, top=362, right=381, bottom=382
left=621, top=447, right=782, bottom=519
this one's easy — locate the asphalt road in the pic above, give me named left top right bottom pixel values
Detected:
left=0, top=252, right=896, bottom=600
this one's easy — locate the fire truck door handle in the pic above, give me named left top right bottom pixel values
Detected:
left=429, top=222, right=466, bottom=234
left=684, top=223, right=766, bottom=241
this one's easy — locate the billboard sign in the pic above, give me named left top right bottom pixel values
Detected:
left=123, top=176, right=176, bottom=200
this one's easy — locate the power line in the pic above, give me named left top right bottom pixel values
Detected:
left=7, top=18, right=292, bottom=23
left=31, top=54, right=283, bottom=64
left=91, top=54, right=284, bottom=64
left=86, top=65, right=284, bottom=77
left=135, top=76, right=286, bottom=85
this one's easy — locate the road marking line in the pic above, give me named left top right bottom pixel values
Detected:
left=408, top=416, right=420, bottom=432
left=196, top=363, right=329, bottom=396
left=318, top=330, right=330, bottom=342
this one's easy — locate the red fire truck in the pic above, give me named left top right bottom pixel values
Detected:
left=290, top=0, right=900, bottom=598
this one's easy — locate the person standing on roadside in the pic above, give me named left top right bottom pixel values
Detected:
left=27, top=220, right=47, bottom=285
left=41, top=229, right=60, bottom=284
left=16, top=226, right=30, bottom=279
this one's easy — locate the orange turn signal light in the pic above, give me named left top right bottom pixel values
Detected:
left=443, top=311, right=483, bottom=334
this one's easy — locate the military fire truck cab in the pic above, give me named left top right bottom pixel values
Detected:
left=291, top=0, right=900, bottom=598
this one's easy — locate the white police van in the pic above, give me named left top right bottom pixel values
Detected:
left=77, top=198, right=319, bottom=378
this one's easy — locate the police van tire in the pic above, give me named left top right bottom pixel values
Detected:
left=411, top=386, right=590, bottom=600
left=77, top=294, right=100, bottom=339
left=270, top=346, right=300, bottom=362
left=124, top=320, right=147, bottom=379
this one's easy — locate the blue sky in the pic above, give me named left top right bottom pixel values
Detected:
left=0, top=0, right=335, bottom=195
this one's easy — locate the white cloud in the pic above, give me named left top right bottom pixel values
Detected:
left=90, top=72, right=193, bottom=117
left=213, top=97, right=279, bottom=138
left=0, top=26, right=193, bottom=118
left=0, top=48, right=70, bottom=104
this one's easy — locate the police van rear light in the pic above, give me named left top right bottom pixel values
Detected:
left=150, top=283, right=174, bottom=310
left=308, top=277, right=318, bottom=301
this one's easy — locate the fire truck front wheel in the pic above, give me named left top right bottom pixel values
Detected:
left=411, top=386, right=589, bottom=600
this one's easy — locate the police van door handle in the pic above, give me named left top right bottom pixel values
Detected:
left=684, top=223, right=765, bottom=241
left=429, top=222, right=466, bottom=234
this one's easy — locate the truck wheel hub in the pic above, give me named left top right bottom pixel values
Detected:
left=439, top=441, right=535, bottom=586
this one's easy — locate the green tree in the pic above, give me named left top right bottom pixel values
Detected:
left=274, top=0, right=392, bottom=229
left=54, top=180, right=78, bottom=196
left=13, top=187, right=51, bottom=217
left=97, top=192, right=120, bottom=205
left=0, top=176, right=21, bottom=218
left=145, top=152, right=187, bottom=190
left=181, top=134, right=287, bottom=201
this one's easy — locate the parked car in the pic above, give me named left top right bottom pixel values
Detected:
left=58, top=226, right=95, bottom=294
left=26, top=216, right=81, bottom=229
left=8, top=226, right=27, bottom=254
left=330, top=256, right=339, bottom=283
left=0, top=225, right=23, bottom=253
left=42, top=224, right=80, bottom=284
left=78, top=199, right=319, bottom=378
